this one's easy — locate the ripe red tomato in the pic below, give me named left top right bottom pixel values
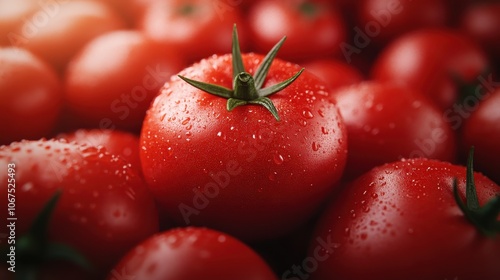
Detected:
left=5, top=0, right=126, bottom=73
left=247, top=0, right=346, bottom=61
left=0, top=139, right=159, bottom=278
left=462, top=89, right=500, bottom=184
left=64, top=30, right=184, bottom=132
left=310, top=157, right=500, bottom=280
left=140, top=35, right=347, bottom=241
left=356, top=0, right=450, bottom=44
left=138, top=0, right=248, bottom=63
left=0, top=47, right=62, bottom=145
left=56, top=129, right=142, bottom=176
left=460, top=2, right=500, bottom=60
left=371, top=29, right=489, bottom=110
left=333, top=81, right=457, bottom=179
left=303, top=59, right=364, bottom=90
left=108, top=227, right=278, bottom=280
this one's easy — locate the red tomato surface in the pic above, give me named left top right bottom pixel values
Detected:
left=462, top=89, right=500, bottom=184
left=310, top=158, right=500, bottom=280
left=0, top=47, right=62, bottom=145
left=64, top=30, right=184, bottom=132
left=138, top=0, right=248, bottom=63
left=140, top=53, right=347, bottom=241
left=109, top=227, right=278, bottom=280
left=0, top=139, right=159, bottom=278
left=248, top=0, right=346, bottom=61
left=371, top=29, right=489, bottom=110
left=5, top=0, right=126, bottom=73
left=333, top=81, right=457, bottom=179
left=303, top=59, right=364, bottom=90
left=56, top=129, right=142, bottom=176
left=356, top=0, right=449, bottom=44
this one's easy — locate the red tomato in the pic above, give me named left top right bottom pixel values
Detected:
left=56, top=129, right=142, bottom=176
left=310, top=157, right=500, bottom=280
left=6, top=0, right=126, bottom=72
left=333, top=81, right=457, bottom=179
left=140, top=50, right=347, bottom=241
left=64, top=30, right=184, bottom=132
left=0, top=139, right=159, bottom=278
left=303, top=59, right=364, bottom=90
left=248, top=0, right=346, bottom=61
left=462, top=89, right=500, bottom=184
left=108, top=227, right=278, bottom=280
left=138, top=0, right=248, bottom=63
left=371, top=29, right=489, bottom=110
left=356, top=0, right=450, bottom=44
left=0, top=47, right=62, bottom=145
left=460, top=2, right=500, bottom=60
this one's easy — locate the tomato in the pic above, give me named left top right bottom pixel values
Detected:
left=462, top=89, right=500, bottom=184
left=64, top=30, right=184, bottom=132
left=356, top=0, right=450, bottom=45
left=138, top=0, right=248, bottom=63
left=247, top=0, right=346, bottom=61
left=140, top=27, right=347, bottom=241
left=309, top=157, right=500, bottom=280
left=0, top=47, right=62, bottom=145
left=5, top=0, right=126, bottom=73
left=0, top=139, right=159, bottom=278
left=303, top=59, right=364, bottom=90
left=460, top=2, right=500, bottom=61
left=108, top=227, right=277, bottom=280
left=333, top=81, right=457, bottom=179
left=56, top=129, right=142, bottom=176
left=371, top=29, right=489, bottom=110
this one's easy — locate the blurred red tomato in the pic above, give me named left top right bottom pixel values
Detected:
left=5, top=0, right=126, bottom=73
left=461, top=2, right=500, bottom=60
left=248, top=0, right=346, bottom=61
left=356, top=0, right=449, bottom=45
left=64, top=30, right=184, bottom=132
left=138, top=0, right=248, bottom=63
left=0, top=47, right=62, bottom=145
left=303, top=59, right=364, bottom=90
left=371, top=29, right=489, bottom=110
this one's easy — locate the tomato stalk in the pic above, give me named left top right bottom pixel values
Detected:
left=453, top=147, right=500, bottom=237
left=178, top=25, right=304, bottom=121
left=1, top=190, right=93, bottom=278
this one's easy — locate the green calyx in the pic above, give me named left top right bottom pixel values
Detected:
left=178, top=25, right=304, bottom=121
left=453, top=147, right=500, bottom=237
left=2, top=190, right=93, bottom=278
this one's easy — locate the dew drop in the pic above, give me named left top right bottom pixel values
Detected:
left=302, top=109, right=314, bottom=119
left=321, top=127, right=329, bottom=135
left=160, top=113, right=166, bottom=122
left=273, top=154, right=284, bottom=165
left=181, top=117, right=190, bottom=125
left=312, top=142, right=320, bottom=151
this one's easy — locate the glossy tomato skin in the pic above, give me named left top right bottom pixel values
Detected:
left=357, top=0, right=449, bottom=44
left=140, top=53, right=347, bottom=241
left=303, top=59, right=364, bottom=90
left=0, top=47, right=62, bottom=145
left=371, top=29, right=489, bottom=110
left=333, top=82, right=457, bottom=179
left=138, top=0, right=248, bottom=63
left=108, top=227, right=277, bottom=280
left=6, top=0, right=126, bottom=73
left=462, top=89, right=500, bottom=184
left=0, top=139, right=159, bottom=278
left=64, top=30, right=184, bottom=132
left=56, top=129, right=142, bottom=176
left=310, top=158, right=500, bottom=280
left=248, top=0, right=346, bottom=61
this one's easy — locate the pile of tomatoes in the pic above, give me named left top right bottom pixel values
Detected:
left=1, top=0, right=499, bottom=279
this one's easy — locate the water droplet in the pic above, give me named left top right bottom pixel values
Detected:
left=321, top=127, right=329, bottom=135
left=160, top=113, right=166, bottom=121
left=268, top=171, right=278, bottom=181
left=317, top=109, right=325, bottom=117
left=181, top=117, right=190, bottom=125
left=302, top=109, right=314, bottom=119
left=216, top=131, right=223, bottom=137
left=312, top=142, right=320, bottom=151
left=273, top=154, right=284, bottom=165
